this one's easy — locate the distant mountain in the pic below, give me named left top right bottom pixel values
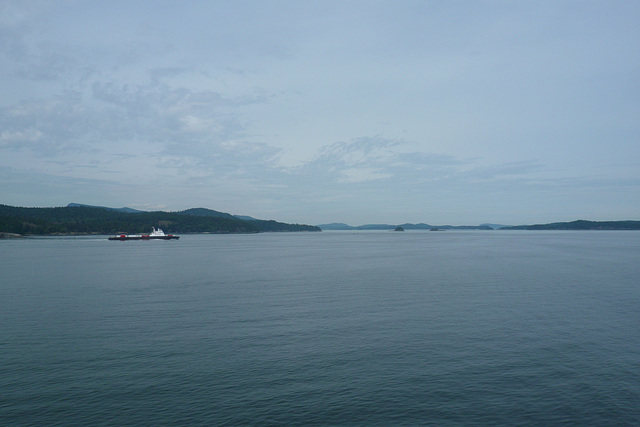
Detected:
left=234, top=215, right=259, bottom=221
left=1, top=204, right=320, bottom=235
left=316, top=223, right=397, bottom=230
left=176, top=208, right=314, bottom=232
left=501, top=220, right=640, bottom=230
left=321, top=220, right=640, bottom=231
left=402, top=223, right=492, bottom=230
left=317, top=222, right=493, bottom=230
left=177, top=207, right=238, bottom=220
left=316, top=223, right=357, bottom=230
left=68, top=203, right=144, bottom=213
left=480, top=223, right=511, bottom=230
left=356, top=224, right=398, bottom=230
left=398, top=223, right=433, bottom=229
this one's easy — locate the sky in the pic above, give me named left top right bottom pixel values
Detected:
left=1, top=0, right=639, bottom=225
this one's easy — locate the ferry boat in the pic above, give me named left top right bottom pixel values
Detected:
left=108, top=227, right=179, bottom=240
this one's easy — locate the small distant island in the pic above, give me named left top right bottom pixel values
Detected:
left=0, top=232, right=24, bottom=239
left=394, top=226, right=404, bottom=232
left=0, top=203, right=320, bottom=236
left=317, top=223, right=493, bottom=231
left=500, top=220, right=640, bottom=230
left=317, top=220, right=640, bottom=231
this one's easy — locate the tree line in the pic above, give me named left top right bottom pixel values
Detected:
left=0, top=204, right=320, bottom=235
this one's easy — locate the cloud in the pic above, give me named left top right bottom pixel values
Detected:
left=297, top=136, right=464, bottom=187
left=1, top=1, right=638, bottom=224
left=0, top=91, right=95, bottom=155
left=0, top=74, right=275, bottom=168
left=0, top=128, right=43, bottom=148
left=459, top=161, right=544, bottom=182
left=0, top=165, right=128, bottom=208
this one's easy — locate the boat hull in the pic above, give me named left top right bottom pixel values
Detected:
left=108, top=235, right=179, bottom=240
left=109, top=227, right=179, bottom=240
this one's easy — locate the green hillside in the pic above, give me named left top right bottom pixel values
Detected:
left=0, top=204, right=320, bottom=235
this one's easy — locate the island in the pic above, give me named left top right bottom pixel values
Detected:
left=0, top=232, right=23, bottom=239
left=500, top=220, right=640, bottom=230
left=317, top=223, right=493, bottom=230
left=0, top=204, right=321, bottom=235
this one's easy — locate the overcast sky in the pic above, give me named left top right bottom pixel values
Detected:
left=1, top=0, right=638, bottom=225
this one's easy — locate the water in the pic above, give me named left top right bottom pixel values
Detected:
left=1, top=231, right=639, bottom=425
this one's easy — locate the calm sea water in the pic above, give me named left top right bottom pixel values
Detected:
left=1, top=231, right=639, bottom=425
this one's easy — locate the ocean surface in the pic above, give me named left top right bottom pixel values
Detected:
left=1, top=231, right=639, bottom=425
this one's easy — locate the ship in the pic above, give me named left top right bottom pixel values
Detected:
left=108, top=227, right=179, bottom=240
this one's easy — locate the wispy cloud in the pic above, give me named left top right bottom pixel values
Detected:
left=299, top=137, right=463, bottom=185
left=1, top=1, right=638, bottom=224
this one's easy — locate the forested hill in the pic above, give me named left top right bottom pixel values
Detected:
left=0, top=204, right=320, bottom=235
left=501, top=220, right=640, bottom=230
